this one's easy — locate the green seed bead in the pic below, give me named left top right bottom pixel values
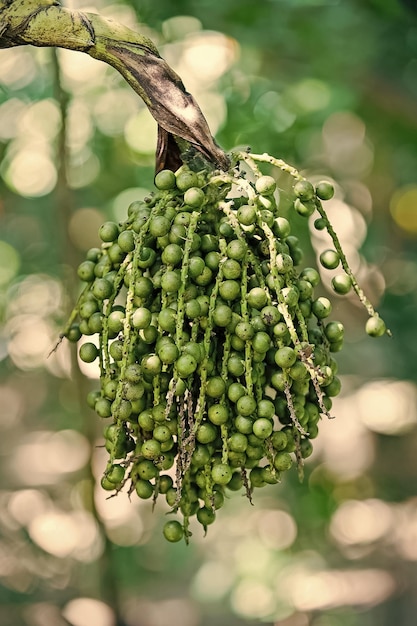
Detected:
left=274, top=217, right=291, bottom=238
left=320, top=249, right=340, bottom=270
left=249, top=467, right=266, bottom=488
left=108, top=310, right=124, bottom=334
left=212, top=304, right=233, bottom=327
left=163, top=520, right=184, bottom=542
left=312, top=297, right=332, bottom=319
left=260, top=305, right=281, bottom=326
left=161, top=243, right=183, bottom=266
left=206, top=376, right=226, bottom=398
left=135, top=479, right=154, bottom=499
left=161, top=270, right=181, bottom=293
left=112, top=399, right=132, bottom=421
left=247, top=287, right=268, bottom=309
left=212, top=463, right=233, bottom=486
left=274, top=347, right=297, bottom=369
left=257, top=399, right=275, bottom=419
left=155, top=169, right=176, bottom=190
left=237, top=204, right=257, bottom=225
left=107, top=464, right=125, bottom=484
left=153, top=425, right=172, bottom=443
left=141, top=439, right=161, bottom=459
left=141, top=354, right=162, bottom=376
left=99, top=221, right=119, bottom=242
left=227, top=239, right=247, bottom=261
left=158, top=474, right=173, bottom=494
left=158, top=342, right=179, bottom=365
left=228, top=432, right=248, bottom=453
left=196, top=422, right=218, bottom=444
left=366, top=316, right=386, bottom=337
left=67, top=323, right=82, bottom=342
left=252, top=418, right=273, bottom=439
left=255, top=175, right=276, bottom=195
left=136, top=459, right=158, bottom=480
left=332, top=274, right=352, bottom=295
left=197, top=506, right=216, bottom=527
left=189, top=256, right=205, bottom=278
left=271, top=430, right=288, bottom=451
left=77, top=260, right=96, bottom=282
left=138, top=409, right=154, bottom=431
left=236, top=395, right=257, bottom=417
left=314, top=217, right=327, bottom=230
left=315, top=180, right=334, bottom=200
left=185, top=299, right=202, bottom=319
left=79, top=342, right=99, bottom=363
left=275, top=253, right=293, bottom=274
left=176, top=354, right=197, bottom=377
left=325, top=321, right=344, bottom=343
left=252, top=331, right=271, bottom=353
left=294, top=180, right=315, bottom=201
left=208, top=403, right=229, bottom=425
left=274, top=451, right=293, bottom=471
left=235, top=321, right=255, bottom=341
left=191, top=445, right=211, bottom=468
left=219, top=279, right=241, bottom=301
left=176, top=170, right=199, bottom=192
left=300, top=267, right=320, bottom=287
left=184, top=187, right=205, bottom=207
left=92, top=278, right=113, bottom=300
left=95, top=398, right=112, bottom=418
left=294, top=198, right=315, bottom=217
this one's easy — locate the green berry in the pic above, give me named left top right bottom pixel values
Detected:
left=99, top=221, right=119, bottom=242
left=135, top=479, right=154, bottom=499
left=184, top=187, right=205, bottom=207
left=275, top=347, right=297, bottom=369
left=92, top=278, right=113, bottom=300
left=79, top=342, right=99, bottom=363
left=324, top=321, right=344, bottom=343
left=247, top=287, right=268, bottom=309
left=163, top=520, right=184, bottom=542
left=315, top=180, right=334, bottom=200
left=237, top=204, right=257, bottom=225
left=320, top=249, right=340, bottom=270
left=314, top=218, right=327, bottom=230
left=332, top=274, right=352, bottom=295
left=176, top=354, right=197, bottom=377
left=255, top=175, right=276, bottom=195
left=212, top=463, right=233, bottom=485
left=77, top=260, right=96, bottom=282
left=197, top=507, right=216, bottom=527
left=294, top=180, right=315, bottom=201
left=155, top=169, right=176, bottom=190
left=312, top=297, right=332, bottom=319
left=176, top=170, right=199, bottom=192
left=294, top=198, right=315, bottom=217
left=366, top=316, right=386, bottom=337
left=274, top=452, right=293, bottom=471
left=252, top=418, right=273, bottom=439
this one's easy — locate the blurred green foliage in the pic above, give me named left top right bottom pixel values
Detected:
left=1, top=1, right=417, bottom=625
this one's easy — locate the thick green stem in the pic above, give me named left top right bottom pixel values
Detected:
left=0, top=0, right=229, bottom=172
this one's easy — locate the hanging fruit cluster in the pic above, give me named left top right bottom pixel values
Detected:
left=64, top=151, right=387, bottom=543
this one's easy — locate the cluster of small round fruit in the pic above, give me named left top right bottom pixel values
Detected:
left=65, top=151, right=387, bottom=542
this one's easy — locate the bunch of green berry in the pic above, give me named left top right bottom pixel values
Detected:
left=64, top=151, right=387, bottom=543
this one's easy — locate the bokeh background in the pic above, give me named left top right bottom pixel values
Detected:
left=1, top=0, right=417, bottom=625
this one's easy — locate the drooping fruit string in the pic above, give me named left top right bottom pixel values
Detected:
left=63, top=151, right=388, bottom=543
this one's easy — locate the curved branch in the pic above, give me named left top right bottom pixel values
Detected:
left=0, top=0, right=230, bottom=172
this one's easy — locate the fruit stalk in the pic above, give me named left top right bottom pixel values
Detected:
left=0, top=0, right=229, bottom=172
